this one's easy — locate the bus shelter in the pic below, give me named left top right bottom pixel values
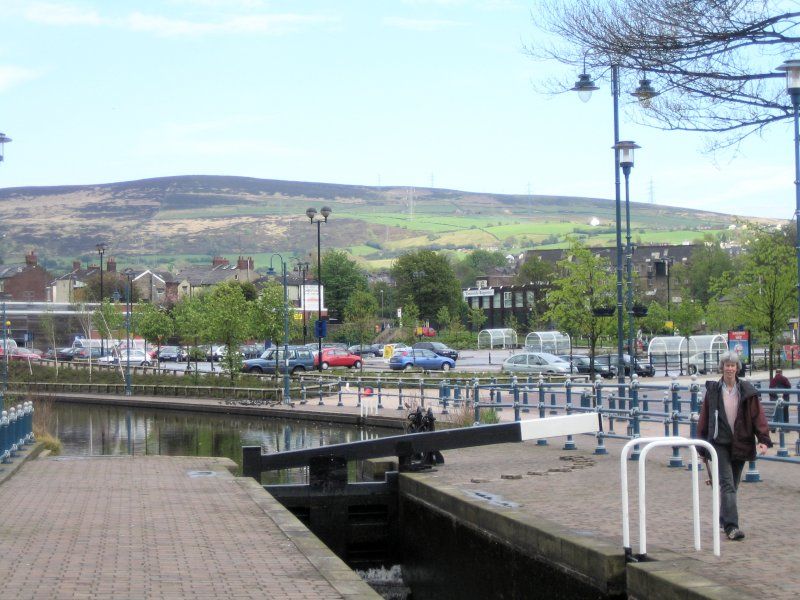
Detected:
left=524, top=331, right=571, bottom=355
left=478, top=328, right=518, bottom=349
left=647, top=334, right=727, bottom=374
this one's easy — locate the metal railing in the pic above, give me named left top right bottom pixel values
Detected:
left=0, top=401, right=34, bottom=463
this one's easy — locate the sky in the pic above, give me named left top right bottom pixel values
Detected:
left=0, top=0, right=795, bottom=220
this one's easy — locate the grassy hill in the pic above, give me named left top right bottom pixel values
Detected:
left=0, top=175, right=773, bottom=272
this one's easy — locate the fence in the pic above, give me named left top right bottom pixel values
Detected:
left=0, top=401, right=34, bottom=462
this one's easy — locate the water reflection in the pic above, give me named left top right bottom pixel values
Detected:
left=52, top=403, right=388, bottom=481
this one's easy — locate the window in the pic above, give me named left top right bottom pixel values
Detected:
left=494, top=292, right=501, bottom=306
left=503, top=292, right=512, bottom=307
left=526, top=291, right=535, bottom=306
left=514, top=292, right=523, bottom=307
left=481, top=295, right=490, bottom=308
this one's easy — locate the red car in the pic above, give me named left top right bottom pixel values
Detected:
left=10, top=348, right=42, bottom=361
left=314, top=348, right=362, bottom=369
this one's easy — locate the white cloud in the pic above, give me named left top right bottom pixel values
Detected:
left=383, top=16, right=463, bottom=32
left=0, top=66, right=41, bottom=92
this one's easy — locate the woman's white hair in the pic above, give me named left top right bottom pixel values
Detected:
left=717, top=351, right=742, bottom=371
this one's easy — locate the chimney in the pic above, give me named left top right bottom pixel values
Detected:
left=248, top=256, right=254, bottom=270
left=72, top=260, right=81, bottom=271
left=106, top=257, right=117, bottom=273
left=25, top=251, right=38, bottom=267
left=212, top=256, right=229, bottom=268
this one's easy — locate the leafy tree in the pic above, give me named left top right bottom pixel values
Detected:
left=544, top=241, right=616, bottom=375
left=173, top=295, right=207, bottom=376
left=319, top=250, right=368, bottom=323
left=95, top=299, right=125, bottom=345
left=713, top=227, right=796, bottom=374
left=251, top=282, right=290, bottom=377
left=135, top=302, right=175, bottom=360
left=370, top=280, right=394, bottom=322
left=516, top=256, right=554, bottom=286
left=533, top=0, right=797, bottom=148
left=639, top=300, right=670, bottom=336
left=344, top=290, right=379, bottom=370
left=467, top=306, right=487, bottom=332
left=399, top=299, right=420, bottom=345
left=391, top=250, right=462, bottom=321
left=435, top=306, right=452, bottom=331
left=83, top=272, right=141, bottom=302
left=201, top=281, right=251, bottom=384
left=454, top=250, right=508, bottom=287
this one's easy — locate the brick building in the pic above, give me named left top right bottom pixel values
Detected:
left=0, top=251, right=51, bottom=301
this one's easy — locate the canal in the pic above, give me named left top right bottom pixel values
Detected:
left=48, top=402, right=391, bottom=483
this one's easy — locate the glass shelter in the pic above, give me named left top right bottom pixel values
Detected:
left=477, top=328, right=518, bottom=349
left=647, top=334, right=727, bottom=375
left=524, top=331, right=571, bottom=355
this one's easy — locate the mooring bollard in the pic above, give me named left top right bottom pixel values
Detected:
left=628, top=375, right=640, bottom=461
left=8, top=407, right=17, bottom=457
left=377, top=376, right=384, bottom=410
left=440, top=379, right=450, bottom=415
left=318, top=377, right=324, bottom=406
left=537, top=376, right=547, bottom=446
left=512, top=376, right=520, bottom=421
left=357, top=377, right=362, bottom=408
left=398, top=379, right=405, bottom=410
left=419, top=378, right=425, bottom=408
left=337, top=377, right=344, bottom=407
left=0, top=410, right=8, bottom=463
left=299, top=377, right=307, bottom=405
left=594, top=377, right=607, bottom=455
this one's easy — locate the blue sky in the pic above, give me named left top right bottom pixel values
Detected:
left=0, top=0, right=794, bottom=219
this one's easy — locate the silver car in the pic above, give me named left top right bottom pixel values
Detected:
left=501, top=351, right=571, bottom=375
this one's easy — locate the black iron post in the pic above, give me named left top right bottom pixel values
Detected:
left=295, top=261, right=310, bottom=345
left=306, top=207, right=331, bottom=371
left=96, top=243, right=106, bottom=356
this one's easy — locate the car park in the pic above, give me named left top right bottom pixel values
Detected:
left=73, top=347, right=104, bottom=361
left=412, top=341, right=459, bottom=361
left=388, top=348, right=455, bottom=371
left=241, top=347, right=315, bottom=374
left=315, top=348, right=362, bottom=370
left=501, top=352, right=571, bottom=375
left=557, top=354, right=617, bottom=379
left=595, top=353, right=656, bottom=377
left=55, top=347, right=77, bottom=361
left=348, top=344, right=382, bottom=358
left=158, top=346, right=188, bottom=362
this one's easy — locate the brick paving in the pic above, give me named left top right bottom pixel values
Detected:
left=0, top=455, right=378, bottom=600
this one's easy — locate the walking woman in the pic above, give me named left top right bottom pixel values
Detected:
left=697, top=351, right=772, bottom=541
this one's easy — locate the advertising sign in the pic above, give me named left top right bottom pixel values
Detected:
left=727, top=330, right=751, bottom=364
left=300, top=285, right=325, bottom=312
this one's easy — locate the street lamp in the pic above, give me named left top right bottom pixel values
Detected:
left=96, top=243, right=107, bottom=356
left=778, top=58, right=800, bottom=348
left=124, top=272, right=133, bottom=396
left=615, top=140, right=641, bottom=361
left=305, top=206, right=332, bottom=371
left=380, top=289, right=385, bottom=321
left=294, top=261, right=310, bottom=345
left=0, top=133, right=11, bottom=163
left=572, top=65, right=657, bottom=382
left=0, top=134, right=10, bottom=399
left=268, top=254, right=291, bottom=404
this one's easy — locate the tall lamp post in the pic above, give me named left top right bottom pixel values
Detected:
left=306, top=206, right=332, bottom=371
left=124, top=272, right=132, bottom=397
left=268, top=254, right=291, bottom=404
left=615, top=140, right=641, bottom=362
left=0, top=133, right=10, bottom=399
left=294, top=261, right=310, bottom=345
left=96, top=243, right=107, bottom=356
left=778, top=59, right=800, bottom=346
left=572, top=66, right=657, bottom=382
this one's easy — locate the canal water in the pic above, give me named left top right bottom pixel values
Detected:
left=49, top=403, right=390, bottom=483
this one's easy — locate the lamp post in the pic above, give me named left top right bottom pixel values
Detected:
left=778, top=59, right=800, bottom=348
left=96, top=243, right=106, bottom=356
left=294, top=261, right=310, bottom=345
left=268, top=254, right=291, bottom=404
left=125, top=272, right=132, bottom=396
left=0, top=134, right=10, bottom=399
left=306, top=206, right=332, bottom=371
left=380, top=289, right=385, bottom=321
left=615, top=140, right=641, bottom=362
left=572, top=66, right=657, bottom=382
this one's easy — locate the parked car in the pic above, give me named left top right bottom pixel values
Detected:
left=72, top=347, right=104, bottom=361
left=412, top=341, right=459, bottom=361
left=687, top=352, right=718, bottom=375
left=381, top=343, right=409, bottom=359
left=204, top=345, right=226, bottom=362
left=556, top=354, right=617, bottom=379
left=389, top=348, right=455, bottom=371
left=348, top=344, right=382, bottom=358
left=595, top=353, right=656, bottom=377
left=97, top=349, right=153, bottom=366
left=238, top=344, right=263, bottom=360
left=55, top=347, right=77, bottom=361
left=314, top=348, right=362, bottom=370
left=501, top=352, right=571, bottom=375
left=241, top=347, right=315, bottom=374
left=10, top=347, right=42, bottom=361
left=158, top=346, right=188, bottom=362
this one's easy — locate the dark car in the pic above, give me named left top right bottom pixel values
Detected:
left=348, top=344, right=381, bottom=358
left=241, top=347, right=315, bottom=374
left=239, top=344, right=263, bottom=359
left=412, top=341, right=459, bottom=361
left=595, top=353, right=656, bottom=377
left=73, top=347, right=104, bottom=361
left=158, top=346, right=188, bottom=362
left=557, top=354, right=617, bottom=379
left=56, top=347, right=77, bottom=361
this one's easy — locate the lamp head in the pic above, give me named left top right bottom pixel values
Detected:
left=632, top=77, right=658, bottom=108
left=305, top=207, right=317, bottom=221
left=96, top=243, right=106, bottom=254
left=777, top=59, right=800, bottom=96
left=613, top=140, right=641, bottom=168
left=320, top=206, right=332, bottom=221
left=267, top=266, right=276, bottom=276
left=572, top=73, right=599, bottom=103
left=0, top=133, right=11, bottom=162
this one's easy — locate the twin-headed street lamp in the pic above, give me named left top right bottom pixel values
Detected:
left=777, top=59, right=800, bottom=345
left=572, top=65, right=654, bottom=381
left=96, top=243, right=107, bottom=356
left=305, top=206, right=331, bottom=371
left=267, top=254, right=291, bottom=404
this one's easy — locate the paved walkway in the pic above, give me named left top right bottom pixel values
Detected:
left=0, top=454, right=379, bottom=600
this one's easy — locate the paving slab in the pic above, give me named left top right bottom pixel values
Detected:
left=0, top=454, right=379, bottom=600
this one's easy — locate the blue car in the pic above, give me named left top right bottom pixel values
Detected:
left=389, top=348, right=455, bottom=371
